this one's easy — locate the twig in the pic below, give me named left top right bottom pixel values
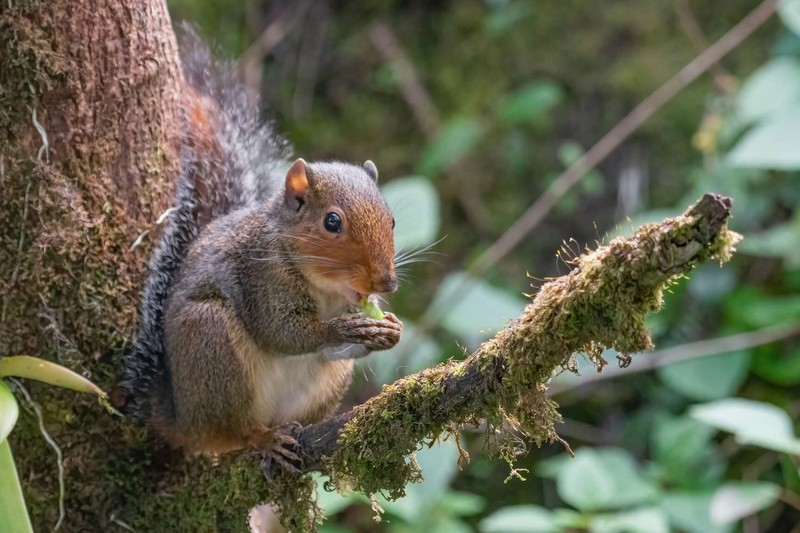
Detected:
left=781, top=490, right=800, bottom=513
left=369, top=22, right=441, bottom=138
left=418, top=0, right=777, bottom=332
left=239, top=0, right=314, bottom=98
left=369, top=22, right=494, bottom=235
left=778, top=489, right=800, bottom=511
left=469, top=0, right=775, bottom=277
left=673, top=0, right=733, bottom=92
left=548, top=322, right=800, bottom=396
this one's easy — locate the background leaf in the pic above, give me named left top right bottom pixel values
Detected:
left=651, top=415, right=724, bottom=488
left=662, top=490, right=732, bottom=533
left=727, top=108, right=800, bottom=170
left=657, top=350, right=751, bottom=400
left=589, top=506, right=670, bottom=533
left=709, top=482, right=780, bottom=525
left=736, top=57, right=800, bottom=124
left=428, top=272, right=528, bottom=346
left=417, top=118, right=484, bottom=177
left=690, top=399, right=800, bottom=454
left=382, top=176, right=441, bottom=250
left=779, top=0, right=800, bottom=36
left=497, top=82, right=563, bottom=126
left=478, top=505, right=559, bottom=533
left=377, top=441, right=461, bottom=524
left=556, top=448, right=659, bottom=512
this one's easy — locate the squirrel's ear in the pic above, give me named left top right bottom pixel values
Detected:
left=363, top=160, right=379, bottom=182
left=285, top=158, right=310, bottom=211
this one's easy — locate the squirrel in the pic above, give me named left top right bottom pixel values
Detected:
left=117, top=28, right=403, bottom=456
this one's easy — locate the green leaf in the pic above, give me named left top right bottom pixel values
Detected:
left=428, top=516, right=473, bottom=533
left=689, top=398, right=800, bottom=454
left=589, top=506, right=669, bottom=533
left=737, top=221, right=800, bottom=267
left=557, top=141, right=584, bottom=166
left=382, top=177, right=441, bottom=249
left=709, top=482, right=780, bottom=525
left=662, top=490, right=731, bottom=533
left=485, top=1, right=534, bottom=35
left=779, top=0, right=800, bottom=36
left=781, top=454, right=800, bottom=493
left=725, top=286, right=800, bottom=328
left=556, top=448, right=659, bottom=512
left=0, top=382, right=19, bottom=443
left=752, top=343, right=800, bottom=386
left=552, top=508, right=589, bottom=529
left=378, top=442, right=460, bottom=524
left=478, top=505, right=559, bottom=533
left=0, top=356, right=104, bottom=396
left=657, top=350, right=751, bottom=401
left=428, top=272, right=527, bottom=345
left=437, top=491, right=486, bottom=517
left=0, top=356, right=119, bottom=416
left=728, top=108, right=800, bottom=170
left=535, top=453, right=571, bottom=479
left=0, top=440, right=33, bottom=533
left=651, top=415, right=722, bottom=488
left=417, top=118, right=484, bottom=177
left=498, top=82, right=563, bottom=126
left=736, top=57, right=800, bottom=124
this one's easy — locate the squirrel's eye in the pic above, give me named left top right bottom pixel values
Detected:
left=391, top=218, right=395, bottom=230
left=323, top=212, right=342, bottom=233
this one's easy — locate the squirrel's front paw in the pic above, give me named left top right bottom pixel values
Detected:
left=334, top=312, right=403, bottom=351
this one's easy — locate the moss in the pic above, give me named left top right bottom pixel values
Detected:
left=498, top=197, right=741, bottom=440
left=327, top=364, right=453, bottom=499
left=0, top=6, right=68, bottom=143
left=264, top=471, right=322, bottom=532
left=268, top=196, right=740, bottom=531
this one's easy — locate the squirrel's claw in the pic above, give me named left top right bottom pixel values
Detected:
left=334, top=313, right=403, bottom=351
left=256, top=424, right=303, bottom=477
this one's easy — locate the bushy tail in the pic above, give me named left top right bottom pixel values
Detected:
left=118, top=25, right=290, bottom=422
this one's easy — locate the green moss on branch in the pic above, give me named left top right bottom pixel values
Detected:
left=265, top=193, right=740, bottom=530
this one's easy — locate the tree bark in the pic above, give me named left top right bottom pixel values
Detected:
left=0, top=1, right=224, bottom=530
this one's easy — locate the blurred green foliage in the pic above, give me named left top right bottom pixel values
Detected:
left=169, top=0, right=800, bottom=531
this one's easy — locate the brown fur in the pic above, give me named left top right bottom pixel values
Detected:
left=155, top=160, right=402, bottom=456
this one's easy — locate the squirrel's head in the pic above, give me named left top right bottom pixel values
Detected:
left=283, top=158, right=397, bottom=303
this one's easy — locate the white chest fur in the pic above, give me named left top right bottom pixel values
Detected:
left=242, top=284, right=354, bottom=426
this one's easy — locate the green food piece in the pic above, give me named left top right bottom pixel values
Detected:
left=359, top=297, right=385, bottom=320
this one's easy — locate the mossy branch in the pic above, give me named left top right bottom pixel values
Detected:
left=262, top=193, right=741, bottom=530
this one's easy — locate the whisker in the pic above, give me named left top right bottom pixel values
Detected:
left=394, top=236, right=446, bottom=266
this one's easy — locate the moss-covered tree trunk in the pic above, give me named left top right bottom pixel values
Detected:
left=1, top=2, right=268, bottom=530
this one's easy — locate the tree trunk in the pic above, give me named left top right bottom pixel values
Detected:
left=2, top=2, right=265, bottom=530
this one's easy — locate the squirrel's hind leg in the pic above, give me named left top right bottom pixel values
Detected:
left=164, top=298, right=255, bottom=454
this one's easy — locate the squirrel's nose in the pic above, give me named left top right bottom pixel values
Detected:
left=374, top=273, right=398, bottom=293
